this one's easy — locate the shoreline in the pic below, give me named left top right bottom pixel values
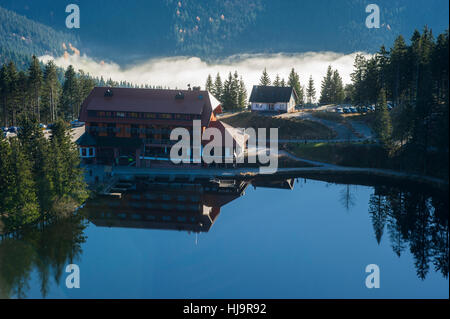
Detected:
left=87, top=163, right=448, bottom=193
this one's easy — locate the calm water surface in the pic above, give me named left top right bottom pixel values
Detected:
left=0, top=177, right=448, bottom=298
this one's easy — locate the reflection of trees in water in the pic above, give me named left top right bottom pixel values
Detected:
left=0, top=215, right=87, bottom=298
left=368, top=187, right=449, bottom=280
left=340, top=185, right=356, bottom=211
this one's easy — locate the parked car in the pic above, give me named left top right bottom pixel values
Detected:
left=70, top=120, right=85, bottom=127
left=8, top=126, right=19, bottom=133
left=343, top=107, right=350, bottom=113
left=368, top=105, right=375, bottom=112
left=336, top=107, right=344, bottom=114
left=39, top=123, right=47, bottom=130
left=350, top=107, right=358, bottom=113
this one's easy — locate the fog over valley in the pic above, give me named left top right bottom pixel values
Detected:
left=39, top=51, right=370, bottom=96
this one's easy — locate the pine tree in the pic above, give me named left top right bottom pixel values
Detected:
left=375, top=88, right=393, bottom=149
left=213, top=73, right=223, bottom=101
left=42, top=61, right=60, bottom=123
left=61, top=65, right=79, bottom=120
left=320, top=66, right=333, bottom=104
left=0, top=134, right=12, bottom=216
left=332, top=70, right=345, bottom=104
left=6, top=61, right=19, bottom=126
left=17, top=116, right=54, bottom=215
left=3, top=137, right=40, bottom=229
left=78, top=70, right=96, bottom=111
left=288, top=68, right=303, bottom=105
left=28, top=55, right=43, bottom=122
left=221, top=72, right=234, bottom=111
left=259, top=68, right=271, bottom=86
left=350, top=55, right=368, bottom=105
left=48, top=120, right=88, bottom=209
left=238, top=76, right=248, bottom=110
left=273, top=74, right=281, bottom=87
left=0, top=64, right=11, bottom=126
left=16, top=70, right=29, bottom=117
left=280, top=78, right=286, bottom=87
left=306, top=75, right=316, bottom=105
left=205, top=74, right=213, bottom=92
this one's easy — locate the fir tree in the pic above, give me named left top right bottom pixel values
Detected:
left=213, top=73, right=223, bottom=101
left=205, top=74, right=213, bottom=92
left=288, top=68, right=303, bottom=105
left=374, top=88, right=393, bottom=149
left=28, top=55, right=43, bottom=122
left=320, top=65, right=333, bottom=104
left=0, top=64, right=11, bottom=126
left=42, top=61, right=60, bottom=123
left=3, top=137, right=40, bottom=229
left=60, top=65, right=79, bottom=121
left=273, top=74, right=281, bottom=87
left=238, top=76, right=248, bottom=110
left=259, top=68, right=271, bottom=86
left=306, top=75, right=316, bottom=105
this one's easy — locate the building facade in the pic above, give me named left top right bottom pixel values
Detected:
left=249, top=85, right=297, bottom=113
left=77, top=87, right=243, bottom=167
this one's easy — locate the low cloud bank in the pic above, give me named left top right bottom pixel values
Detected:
left=40, top=51, right=370, bottom=99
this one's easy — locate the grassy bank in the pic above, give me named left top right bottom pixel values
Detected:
left=310, top=111, right=347, bottom=123
left=284, top=142, right=387, bottom=168
left=283, top=142, right=448, bottom=180
left=220, top=112, right=336, bottom=140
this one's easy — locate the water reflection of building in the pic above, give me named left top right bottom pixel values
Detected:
left=84, top=179, right=248, bottom=233
left=251, top=178, right=295, bottom=190
left=84, top=178, right=296, bottom=233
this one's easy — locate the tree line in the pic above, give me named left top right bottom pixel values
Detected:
left=206, top=68, right=317, bottom=108
left=349, top=27, right=449, bottom=177
left=368, top=186, right=448, bottom=280
left=205, top=67, right=347, bottom=108
left=0, top=117, right=88, bottom=233
left=205, top=71, right=247, bottom=112
left=0, top=56, right=96, bottom=126
left=0, top=56, right=160, bottom=127
left=319, top=66, right=345, bottom=105
left=0, top=214, right=87, bottom=298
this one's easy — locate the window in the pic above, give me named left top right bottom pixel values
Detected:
left=145, top=113, right=156, bottom=119
left=175, top=114, right=190, bottom=120
left=116, top=112, right=125, bottom=118
left=80, top=147, right=95, bottom=158
left=129, top=112, right=139, bottom=118
left=159, top=113, right=173, bottom=119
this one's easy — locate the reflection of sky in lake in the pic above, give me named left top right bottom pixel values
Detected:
left=6, top=179, right=449, bottom=299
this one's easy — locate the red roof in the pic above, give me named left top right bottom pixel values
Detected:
left=79, top=87, right=221, bottom=126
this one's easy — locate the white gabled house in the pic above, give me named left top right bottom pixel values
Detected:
left=249, top=85, right=297, bottom=113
